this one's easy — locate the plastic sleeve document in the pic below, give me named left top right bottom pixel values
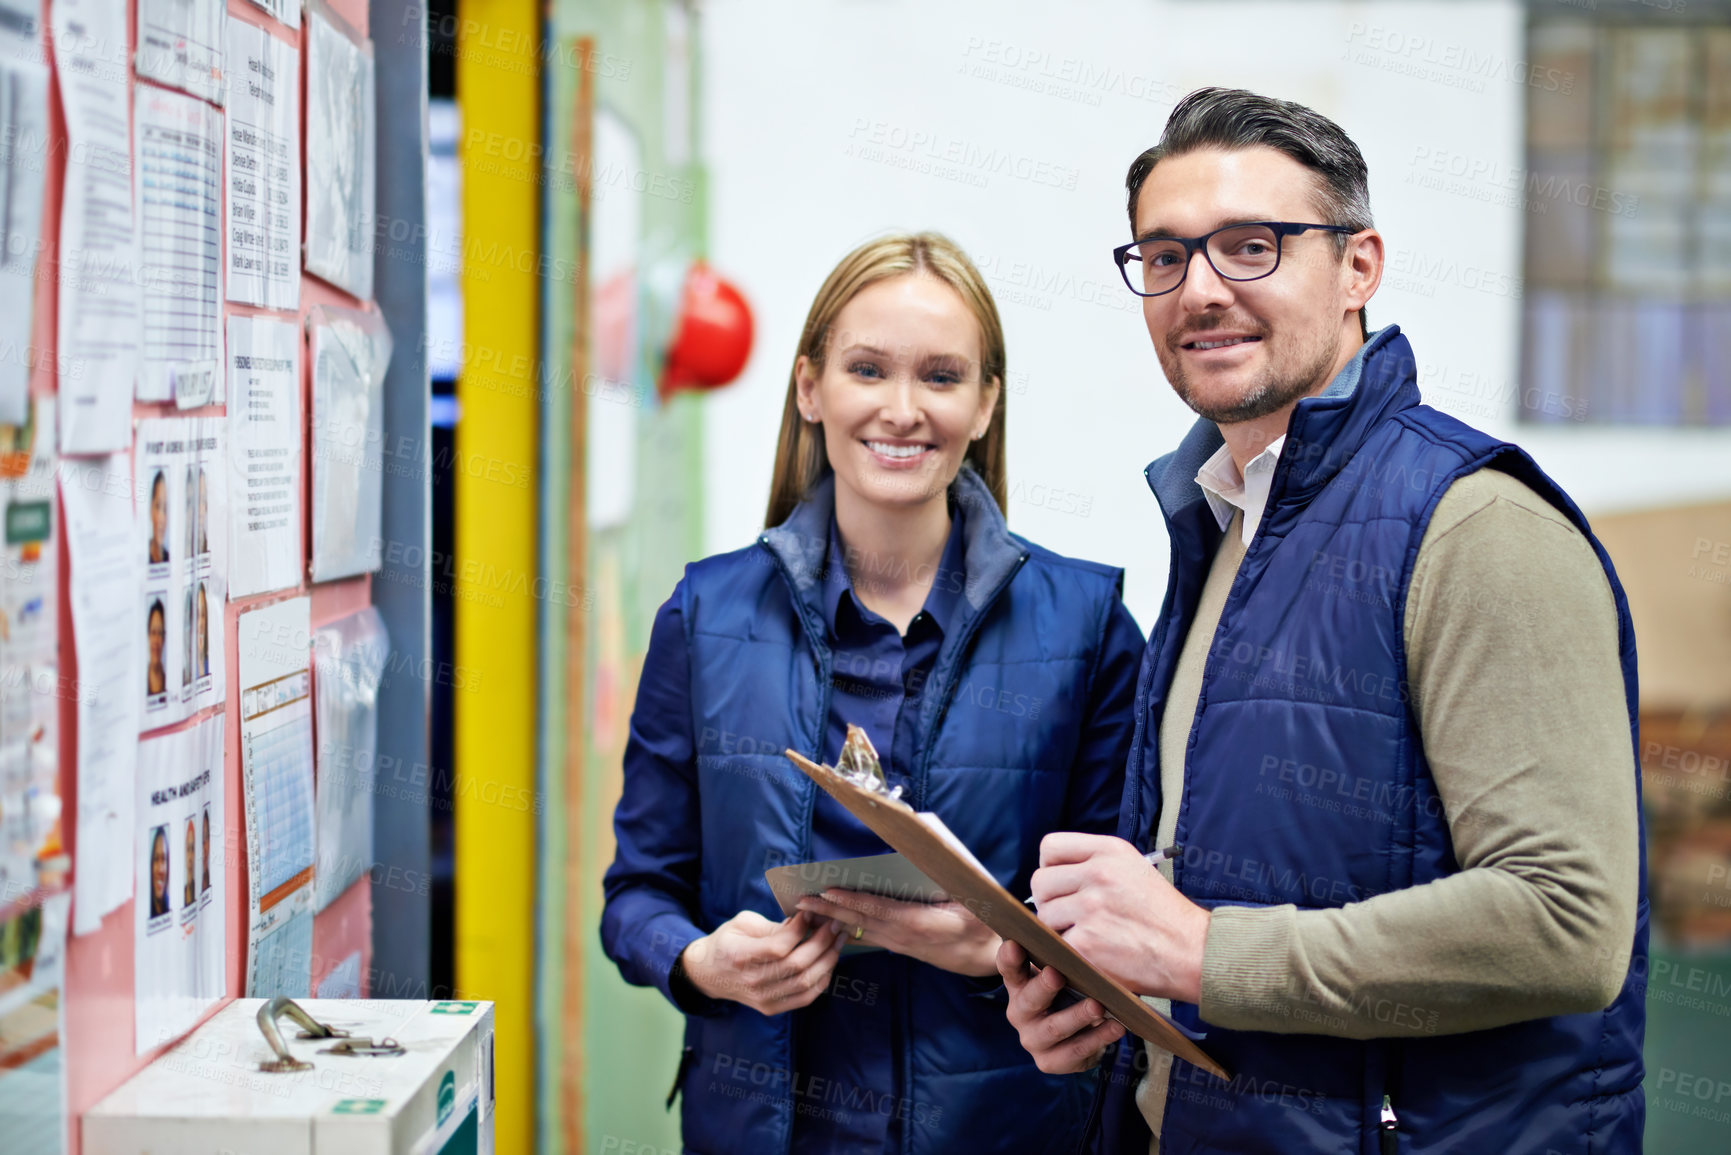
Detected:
left=783, top=747, right=1228, bottom=1080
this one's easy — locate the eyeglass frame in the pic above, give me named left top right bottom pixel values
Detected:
left=1111, top=221, right=1359, bottom=299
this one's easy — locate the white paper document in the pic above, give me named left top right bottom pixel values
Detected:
left=304, top=2, right=374, bottom=300
left=60, top=452, right=140, bottom=935
left=226, top=315, right=300, bottom=597
left=134, top=714, right=225, bottom=1053
left=136, top=417, right=226, bottom=732
left=0, top=51, right=48, bottom=426
left=0, top=0, right=42, bottom=58
left=52, top=0, right=141, bottom=453
left=240, top=596, right=316, bottom=998
left=136, top=0, right=224, bottom=105
left=240, top=0, right=298, bottom=32
left=224, top=21, right=298, bottom=310
left=135, top=84, right=223, bottom=407
left=0, top=397, right=59, bottom=904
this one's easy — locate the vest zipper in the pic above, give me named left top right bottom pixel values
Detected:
left=1378, top=1093, right=1398, bottom=1154
left=666, top=1045, right=695, bottom=1111
left=913, top=551, right=1030, bottom=803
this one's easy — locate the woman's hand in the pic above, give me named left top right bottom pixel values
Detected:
left=796, top=889, right=1002, bottom=978
left=680, top=910, right=844, bottom=1015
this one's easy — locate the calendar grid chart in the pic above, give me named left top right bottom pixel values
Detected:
left=241, top=669, right=315, bottom=909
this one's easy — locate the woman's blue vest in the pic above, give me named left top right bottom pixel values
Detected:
left=671, top=469, right=1136, bottom=1154
left=1122, top=328, right=1648, bottom=1154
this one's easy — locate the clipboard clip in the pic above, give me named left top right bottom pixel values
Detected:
left=834, top=725, right=904, bottom=802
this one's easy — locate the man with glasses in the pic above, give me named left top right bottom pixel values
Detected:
left=998, top=88, right=1645, bottom=1153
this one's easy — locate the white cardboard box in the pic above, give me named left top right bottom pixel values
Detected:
left=86, top=999, right=495, bottom=1155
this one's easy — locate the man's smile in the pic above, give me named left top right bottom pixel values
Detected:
left=1183, top=334, right=1260, bottom=351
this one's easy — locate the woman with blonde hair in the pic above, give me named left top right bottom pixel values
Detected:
left=603, top=232, right=1142, bottom=1154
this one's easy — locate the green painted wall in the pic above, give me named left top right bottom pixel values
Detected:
left=537, top=2, right=705, bottom=1151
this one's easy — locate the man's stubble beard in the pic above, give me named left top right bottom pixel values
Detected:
left=1160, top=322, right=1342, bottom=426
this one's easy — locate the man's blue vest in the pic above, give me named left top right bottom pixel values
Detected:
left=1122, top=327, right=1648, bottom=1154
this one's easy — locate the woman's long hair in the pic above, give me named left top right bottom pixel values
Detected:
left=763, top=233, right=1008, bottom=529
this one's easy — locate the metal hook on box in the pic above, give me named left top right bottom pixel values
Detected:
left=256, top=996, right=351, bottom=1072
left=322, top=1037, right=406, bottom=1058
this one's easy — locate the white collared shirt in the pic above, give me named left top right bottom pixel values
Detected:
left=1195, top=436, right=1285, bottom=546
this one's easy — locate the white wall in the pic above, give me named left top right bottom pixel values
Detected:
left=700, top=0, right=1731, bottom=628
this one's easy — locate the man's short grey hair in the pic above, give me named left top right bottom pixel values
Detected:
left=1126, top=87, right=1374, bottom=335
left=1125, top=87, right=1374, bottom=243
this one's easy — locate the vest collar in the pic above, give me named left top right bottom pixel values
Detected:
left=760, top=465, right=1024, bottom=646
left=1144, top=325, right=1418, bottom=523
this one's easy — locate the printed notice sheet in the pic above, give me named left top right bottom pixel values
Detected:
left=52, top=0, right=141, bottom=452
left=0, top=0, right=42, bottom=55
left=240, top=596, right=316, bottom=998
left=0, top=49, right=48, bottom=426
left=224, top=20, right=297, bottom=310
left=134, top=714, right=224, bottom=1053
left=240, top=0, right=297, bottom=32
left=136, top=0, right=223, bottom=105
left=304, top=1, right=374, bottom=300
left=135, top=84, right=223, bottom=407
left=136, top=417, right=226, bottom=731
left=60, top=452, right=140, bottom=935
left=0, top=398, right=60, bottom=903
left=226, top=316, right=300, bottom=596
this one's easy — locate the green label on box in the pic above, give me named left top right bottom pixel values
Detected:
left=430, top=1001, right=478, bottom=1015
left=332, top=1099, right=387, bottom=1115
left=437, top=1070, right=456, bottom=1125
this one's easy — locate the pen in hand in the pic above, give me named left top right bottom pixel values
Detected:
left=1144, top=842, right=1182, bottom=867
left=1024, top=844, right=1183, bottom=908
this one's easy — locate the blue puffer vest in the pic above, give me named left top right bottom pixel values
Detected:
left=673, top=468, right=1134, bottom=1154
left=1121, top=327, right=1647, bottom=1154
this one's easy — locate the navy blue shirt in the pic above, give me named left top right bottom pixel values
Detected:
left=792, top=509, right=968, bottom=1155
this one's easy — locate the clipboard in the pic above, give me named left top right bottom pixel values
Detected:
left=783, top=747, right=1229, bottom=1081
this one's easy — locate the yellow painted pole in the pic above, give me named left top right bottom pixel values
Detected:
left=455, top=1, right=539, bottom=1151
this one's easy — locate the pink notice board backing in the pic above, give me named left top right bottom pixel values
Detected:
left=43, top=0, right=381, bottom=1150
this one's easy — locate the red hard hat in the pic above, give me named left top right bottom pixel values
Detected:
left=661, top=261, right=753, bottom=397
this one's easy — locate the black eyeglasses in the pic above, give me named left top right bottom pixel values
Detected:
left=1112, top=221, right=1357, bottom=298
